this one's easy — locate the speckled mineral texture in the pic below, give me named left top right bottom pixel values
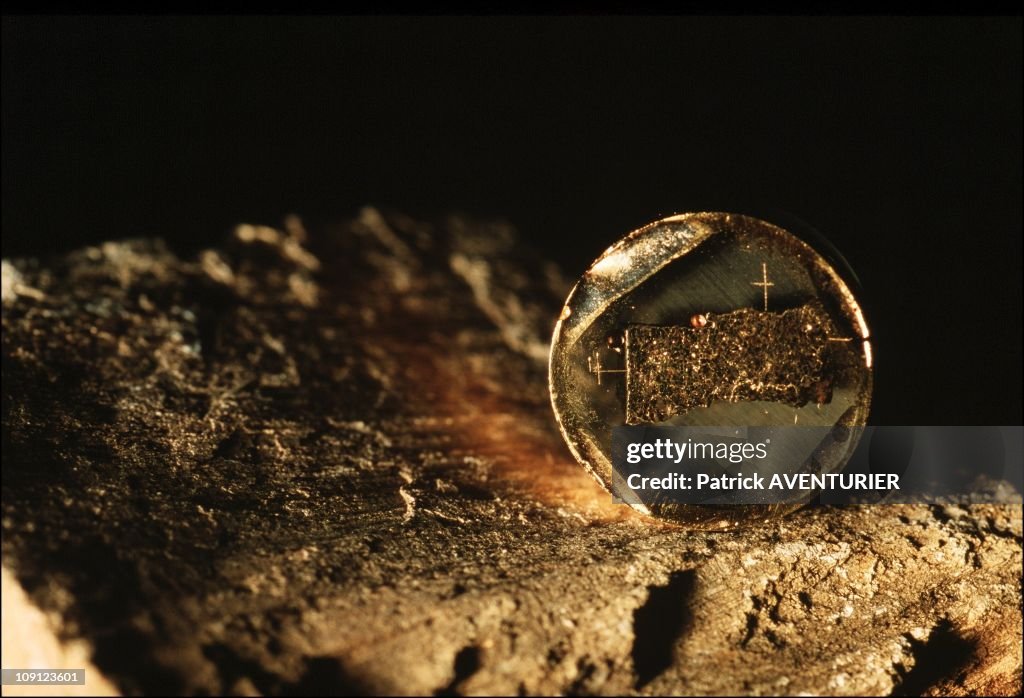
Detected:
left=2, top=208, right=1021, bottom=696
left=624, top=302, right=838, bottom=424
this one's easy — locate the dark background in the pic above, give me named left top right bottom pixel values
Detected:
left=2, top=16, right=1021, bottom=424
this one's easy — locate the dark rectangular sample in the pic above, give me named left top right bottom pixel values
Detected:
left=624, top=302, right=838, bottom=424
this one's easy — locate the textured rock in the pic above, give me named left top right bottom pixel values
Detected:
left=1, top=208, right=1021, bottom=696
left=623, top=301, right=838, bottom=423
left=1, top=567, right=118, bottom=696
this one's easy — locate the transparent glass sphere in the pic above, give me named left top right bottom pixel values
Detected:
left=549, top=213, right=873, bottom=528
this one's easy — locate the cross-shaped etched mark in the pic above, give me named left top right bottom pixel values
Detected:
left=751, top=261, right=774, bottom=311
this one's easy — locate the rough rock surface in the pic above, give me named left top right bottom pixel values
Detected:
left=1, top=566, right=118, bottom=697
left=2, top=208, right=1021, bottom=696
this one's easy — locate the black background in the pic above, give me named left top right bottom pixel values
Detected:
left=2, top=16, right=1021, bottom=424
